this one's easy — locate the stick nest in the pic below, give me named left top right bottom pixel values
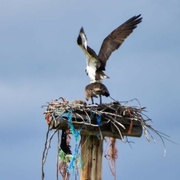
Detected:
left=43, top=98, right=155, bottom=141
left=42, top=98, right=172, bottom=180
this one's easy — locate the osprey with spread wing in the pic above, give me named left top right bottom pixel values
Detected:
left=77, top=14, right=142, bottom=83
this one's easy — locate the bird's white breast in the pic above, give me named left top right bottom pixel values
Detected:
left=85, top=56, right=99, bottom=81
left=86, top=65, right=96, bottom=82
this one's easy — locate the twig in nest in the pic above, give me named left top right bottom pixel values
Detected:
left=105, top=114, right=125, bottom=141
left=41, top=127, right=50, bottom=180
left=141, top=120, right=176, bottom=156
left=57, top=130, right=60, bottom=180
left=111, top=121, right=124, bottom=141
left=42, top=128, right=58, bottom=180
left=120, top=98, right=141, bottom=107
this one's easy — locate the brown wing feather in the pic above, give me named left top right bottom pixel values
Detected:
left=98, top=14, right=142, bottom=70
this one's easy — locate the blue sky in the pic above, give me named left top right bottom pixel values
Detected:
left=0, top=0, right=180, bottom=179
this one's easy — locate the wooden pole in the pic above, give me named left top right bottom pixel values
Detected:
left=80, top=135, right=103, bottom=180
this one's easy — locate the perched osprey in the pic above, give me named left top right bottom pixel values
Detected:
left=85, top=82, right=110, bottom=104
left=77, top=14, right=142, bottom=83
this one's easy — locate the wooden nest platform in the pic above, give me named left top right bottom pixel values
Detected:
left=42, top=98, right=172, bottom=180
left=44, top=98, right=150, bottom=140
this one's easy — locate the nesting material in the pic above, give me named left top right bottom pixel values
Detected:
left=43, top=98, right=150, bottom=140
left=42, top=98, right=171, bottom=180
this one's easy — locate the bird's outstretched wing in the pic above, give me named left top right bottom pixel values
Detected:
left=77, top=27, right=98, bottom=59
left=98, top=14, right=142, bottom=70
left=77, top=27, right=88, bottom=50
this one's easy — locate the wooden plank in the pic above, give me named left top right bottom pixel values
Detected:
left=46, top=101, right=144, bottom=139
left=80, top=135, right=103, bottom=180
left=50, top=117, right=142, bottom=139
